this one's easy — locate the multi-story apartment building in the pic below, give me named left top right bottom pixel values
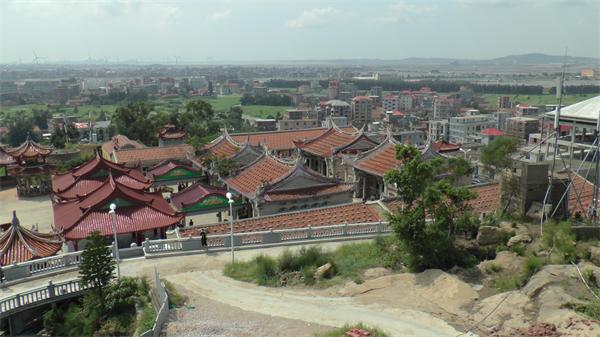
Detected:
left=448, top=114, right=496, bottom=144
left=398, top=94, right=414, bottom=111
left=492, top=111, right=513, bottom=131
left=382, top=95, right=399, bottom=112
left=515, top=104, right=540, bottom=116
left=433, top=96, right=456, bottom=119
left=428, top=120, right=449, bottom=142
left=327, top=80, right=339, bottom=99
left=325, top=100, right=351, bottom=119
left=351, top=96, right=373, bottom=126
left=506, top=117, right=539, bottom=141
left=370, top=86, right=383, bottom=98
left=277, top=119, right=319, bottom=131
left=497, top=95, right=511, bottom=109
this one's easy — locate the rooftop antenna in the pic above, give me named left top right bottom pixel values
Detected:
left=541, top=47, right=568, bottom=235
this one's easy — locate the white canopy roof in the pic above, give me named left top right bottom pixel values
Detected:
left=545, top=95, right=600, bottom=125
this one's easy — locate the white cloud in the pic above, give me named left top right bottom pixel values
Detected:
left=375, top=1, right=437, bottom=24
left=285, top=7, right=339, bottom=29
left=207, top=9, right=231, bottom=21
left=389, top=1, right=436, bottom=15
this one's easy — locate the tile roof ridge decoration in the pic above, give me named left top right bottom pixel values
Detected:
left=146, top=159, right=201, bottom=179
left=171, top=182, right=230, bottom=209
left=421, top=142, right=448, bottom=161
left=352, top=128, right=399, bottom=162
left=229, top=142, right=265, bottom=161
left=262, top=159, right=337, bottom=193
left=7, top=133, right=54, bottom=159
left=331, top=128, right=379, bottom=155
left=293, top=125, right=359, bottom=150
left=209, top=202, right=378, bottom=226
left=223, top=128, right=245, bottom=147
left=0, top=211, right=63, bottom=264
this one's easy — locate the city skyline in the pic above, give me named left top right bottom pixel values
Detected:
left=0, top=0, right=598, bottom=64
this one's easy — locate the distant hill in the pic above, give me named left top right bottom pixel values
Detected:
left=483, top=53, right=598, bottom=65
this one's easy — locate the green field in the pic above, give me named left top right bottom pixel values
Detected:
left=480, top=93, right=597, bottom=109
left=0, top=94, right=291, bottom=120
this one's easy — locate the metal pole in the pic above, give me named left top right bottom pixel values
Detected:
left=109, top=207, right=121, bottom=280
left=229, top=200, right=234, bottom=263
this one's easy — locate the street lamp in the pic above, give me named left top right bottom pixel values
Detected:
left=459, top=147, right=471, bottom=160
left=109, top=203, right=121, bottom=280
left=225, top=192, right=235, bottom=263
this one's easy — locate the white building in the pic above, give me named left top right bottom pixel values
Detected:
left=428, top=120, right=449, bottom=142
left=448, top=115, right=496, bottom=144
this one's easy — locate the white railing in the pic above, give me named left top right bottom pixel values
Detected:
left=0, top=279, right=89, bottom=315
left=143, top=222, right=390, bottom=256
left=1, top=222, right=390, bottom=284
left=139, top=270, right=169, bottom=337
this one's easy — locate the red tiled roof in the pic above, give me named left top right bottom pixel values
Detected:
left=7, top=136, right=53, bottom=161
left=481, top=128, right=505, bottom=136
left=0, top=146, right=16, bottom=166
left=182, top=203, right=383, bottom=236
left=170, top=182, right=230, bottom=210
left=228, top=127, right=356, bottom=151
left=294, top=128, right=358, bottom=157
left=385, top=183, right=500, bottom=216
left=52, top=154, right=150, bottom=199
left=264, top=183, right=354, bottom=202
left=157, top=124, right=186, bottom=140
left=467, top=184, right=501, bottom=216
left=431, top=141, right=461, bottom=153
left=0, top=211, right=62, bottom=265
left=101, top=135, right=146, bottom=157
left=569, top=173, right=597, bottom=216
left=114, top=145, right=193, bottom=165
left=351, top=138, right=402, bottom=177
left=225, top=154, right=292, bottom=198
left=147, top=160, right=200, bottom=180
left=53, top=175, right=182, bottom=240
left=392, top=110, right=404, bottom=116
left=204, top=135, right=240, bottom=158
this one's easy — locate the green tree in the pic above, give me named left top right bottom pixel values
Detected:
left=480, top=136, right=520, bottom=174
left=183, top=100, right=218, bottom=147
left=208, top=81, right=214, bottom=96
left=384, top=144, right=476, bottom=271
left=111, top=101, right=158, bottom=146
left=6, top=113, right=37, bottom=146
left=51, top=128, right=67, bottom=149
left=79, top=231, right=115, bottom=305
left=226, top=106, right=243, bottom=131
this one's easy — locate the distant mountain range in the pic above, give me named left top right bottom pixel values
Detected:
left=290, top=53, right=599, bottom=66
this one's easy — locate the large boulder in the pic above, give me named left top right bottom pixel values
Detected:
left=507, top=233, right=532, bottom=247
left=314, top=262, right=333, bottom=279
left=477, top=226, right=508, bottom=246
left=589, top=246, right=600, bottom=266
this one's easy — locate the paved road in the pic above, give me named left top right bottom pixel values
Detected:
left=1, top=241, right=465, bottom=336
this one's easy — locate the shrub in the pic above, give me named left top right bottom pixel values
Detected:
left=522, top=256, right=544, bottom=282
left=302, top=266, right=316, bottom=285
left=137, top=303, right=156, bottom=333
left=583, top=269, right=598, bottom=289
left=316, top=323, right=390, bottom=337
left=163, top=279, right=188, bottom=307
left=509, top=243, right=526, bottom=256
left=255, top=255, right=278, bottom=286
left=485, top=264, right=503, bottom=274
left=543, top=221, right=577, bottom=263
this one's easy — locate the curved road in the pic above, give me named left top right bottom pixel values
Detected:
left=1, top=241, right=467, bottom=336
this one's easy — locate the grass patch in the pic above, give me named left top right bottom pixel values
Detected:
left=163, top=279, right=189, bottom=307
left=241, top=104, right=291, bottom=118
left=224, top=238, right=402, bottom=288
left=491, top=255, right=547, bottom=292
left=138, top=302, right=156, bottom=332
left=316, top=323, right=390, bottom=337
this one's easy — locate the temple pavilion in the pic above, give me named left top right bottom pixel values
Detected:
left=0, top=211, right=63, bottom=265
left=52, top=174, right=183, bottom=249
left=51, top=153, right=151, bottom=201
left=146, top=160, right=204, bottom=188
left=5, top=136, right=54, bottom=197
left=0, top=146, right=16, bottom=187
left=224, top=153, right=354, bottom=217
left=293, top=125, right=379, bottom=178
left=347, top=134, right=448, bottom=200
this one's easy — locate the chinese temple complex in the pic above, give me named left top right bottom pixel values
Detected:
left=146, top=160, right=203, bottom=188
left=294, top=126, right=379, bottom=178
left=5, top=136, right=54, bottom=197
left=52, top=174, right=183, bottom=249
left=224, top=153, right=353, bottom=216
left=51, top=153, right=151, bottom=201
left=0, top=211, right=63, bottom=265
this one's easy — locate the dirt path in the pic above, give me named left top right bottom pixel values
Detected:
left=165, top=270, right=464, bottom=337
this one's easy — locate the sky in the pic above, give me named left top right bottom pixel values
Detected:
left=0, top=0, right=598, bottom=63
